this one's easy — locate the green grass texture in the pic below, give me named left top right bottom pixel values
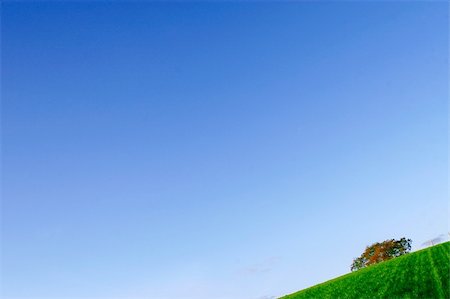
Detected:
left=281, top=241, right=450, bottom=299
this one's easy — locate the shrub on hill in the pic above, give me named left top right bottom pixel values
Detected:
left=351, top=237, right=412, bottom=271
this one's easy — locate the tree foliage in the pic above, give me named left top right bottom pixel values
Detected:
left=351, top=238, right=412, bottom=271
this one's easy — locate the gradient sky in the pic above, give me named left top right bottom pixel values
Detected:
left=1, top=2, right=448, bottom=299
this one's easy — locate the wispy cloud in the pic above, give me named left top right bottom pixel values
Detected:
left=421, top=234, right=449, bottom=247
left=240, top=256, right=281, bottom=275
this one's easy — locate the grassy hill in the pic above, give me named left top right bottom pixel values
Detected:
left=281, top=241, right=450, bottom=299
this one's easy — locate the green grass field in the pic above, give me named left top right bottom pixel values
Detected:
left=281, top=241, right=450, bottom=299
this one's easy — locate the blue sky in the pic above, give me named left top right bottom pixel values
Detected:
left=1, top=2, right=448, bottom=299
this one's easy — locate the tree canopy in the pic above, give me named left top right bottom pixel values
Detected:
left=351, top=238, right=412, bottom=271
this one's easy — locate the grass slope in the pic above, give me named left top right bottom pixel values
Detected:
left=281, top=241, right=450, bottom=299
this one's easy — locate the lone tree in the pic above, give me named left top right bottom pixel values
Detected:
left=351, top=238, right=412, bottom=271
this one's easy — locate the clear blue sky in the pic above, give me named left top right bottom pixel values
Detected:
left=1, top=2, right=448, bottom=299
